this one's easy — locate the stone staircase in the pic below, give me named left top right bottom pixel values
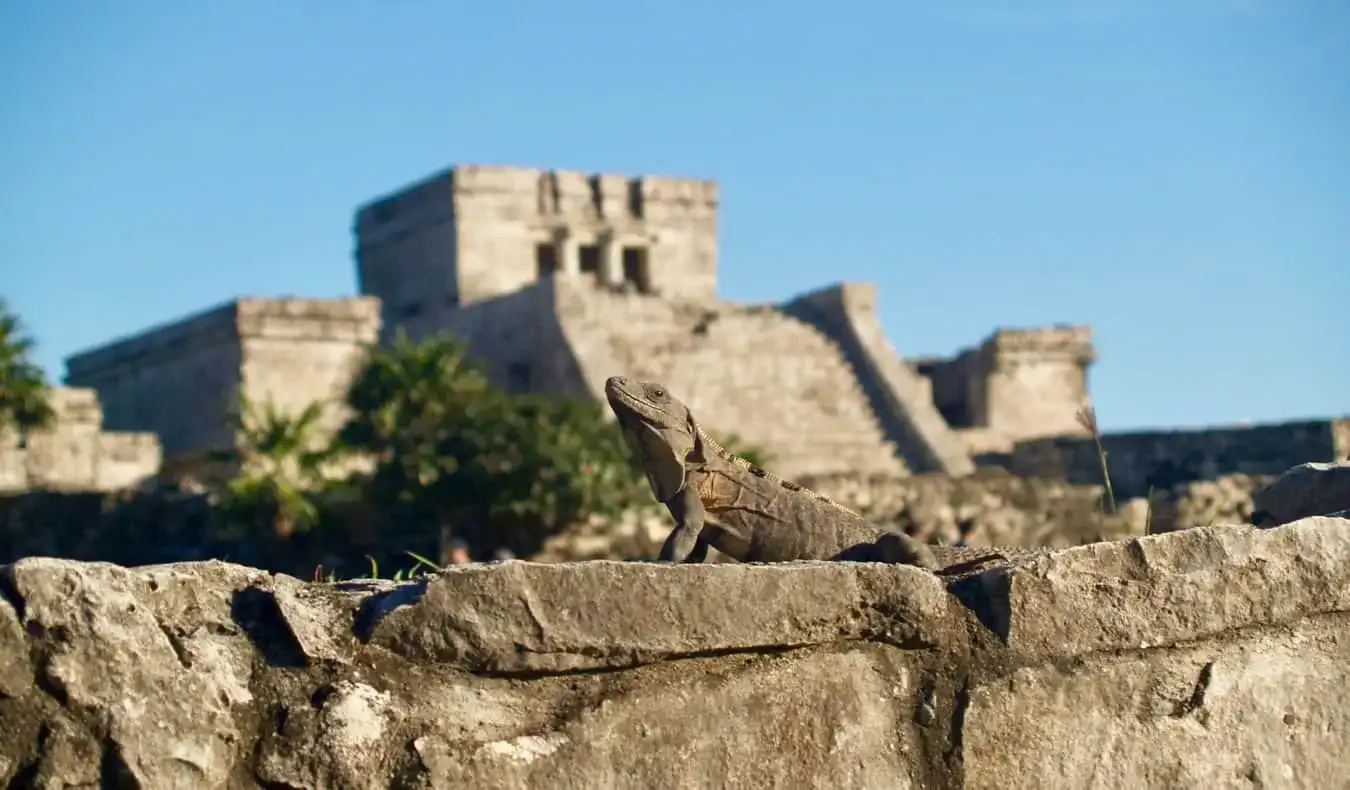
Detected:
left=579, top=295, right=910, bottom=478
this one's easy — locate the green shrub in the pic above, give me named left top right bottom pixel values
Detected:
left=0, top=298, right=54, bottom=435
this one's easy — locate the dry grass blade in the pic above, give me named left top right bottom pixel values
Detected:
left=1076, top=404, right=1117, bottom=515
left=1143, top=485, right=1155, bottom=535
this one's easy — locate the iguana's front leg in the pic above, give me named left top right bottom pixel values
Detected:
left=659, top=485, right=710, bottom=562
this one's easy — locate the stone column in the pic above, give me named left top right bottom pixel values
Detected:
left=600, top=231, right=622, bottom=287
left=555, top=228, right=577, bottom=277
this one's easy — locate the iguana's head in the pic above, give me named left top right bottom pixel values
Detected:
left=604, top=376, right=698, bottom=503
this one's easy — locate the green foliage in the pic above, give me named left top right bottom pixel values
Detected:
left=0, top=299, right=54, bottom=435
left=213, top=395, right=336, bottom=541
left=361, top=551, right=441, bottom=582
left=337, top=329, right=492, bottom=498
left=206, top=328, right=748, bottom=568
left=426, top=392, right=648, bottom=551
left=337, top=330, right=650, bottom=557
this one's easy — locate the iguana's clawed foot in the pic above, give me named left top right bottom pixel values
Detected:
left=873, top=532, right=941, bottom=570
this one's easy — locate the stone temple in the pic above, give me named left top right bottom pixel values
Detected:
left=59, top=163, right=1105, bottom=483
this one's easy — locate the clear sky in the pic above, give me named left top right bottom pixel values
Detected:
left=3, top=0, right=1346, bottom=431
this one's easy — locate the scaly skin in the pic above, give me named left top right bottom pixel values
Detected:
left=604, top=376, right=1042, bottom=576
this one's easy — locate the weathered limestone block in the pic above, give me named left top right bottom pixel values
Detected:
left=1252, top=460, right=1350, bottom=527
left=363, top=560, right=957, bottom=673
left=0, top=517, right=1347, bottom=788
left=963, top=622, right=1349, bottom=789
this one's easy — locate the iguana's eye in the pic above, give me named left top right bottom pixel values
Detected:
left=652, top=387, right=665, bottom=398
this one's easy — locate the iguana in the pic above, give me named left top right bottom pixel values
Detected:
left=604, top=376, right=1040, bottom=577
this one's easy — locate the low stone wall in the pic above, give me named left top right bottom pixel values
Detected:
left=1, top=470, right=1279, bottom=572
left=1143, top=473, right=1275, bottom=534
left=1010, top=418, right=1348, bottom=499
left=0, top=490, right=446, bottom=582
left=0, top=490, right=215, bottom=569
left=0, top=388, right=161, bottom=494
left=802, top=469, right=1147, bottom=548
left=2, top=517, right=1346, bottom=788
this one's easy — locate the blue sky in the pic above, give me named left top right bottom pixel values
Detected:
left=3, top=0, right=1346, bottom=431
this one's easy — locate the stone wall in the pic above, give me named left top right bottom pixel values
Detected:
left=0, top=388, right=160, bottom=494
left=0, top=460, right=1287, bottom=581
left=65, top=297, right=381, bottom=478
left=804, top=469, right=1146, bottom=547
left=1010, top=417, right=1350, bottom=500
left=65, top=301, right=244, bottom=455
left=1143, top=473, right=1274, bottom=535
left=3, top=517, right=1347, bottom=788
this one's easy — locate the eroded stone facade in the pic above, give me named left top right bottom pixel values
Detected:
left=353, top=164, right=719, bottom=330
left=398, top=276, right=972, bottom=477
left=1011, top=417, right=1350, bottom=500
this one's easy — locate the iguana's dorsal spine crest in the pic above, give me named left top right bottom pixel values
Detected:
left=694, top=426, right=860, bottom=516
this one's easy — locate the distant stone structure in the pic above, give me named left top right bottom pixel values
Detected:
left=65, top=298, right=380, bottom=479
left=910, top=324, right=1098, bottom=461
left=0, top=388, right=160, bottom=493
left=53, top=162, right=1348, bottom=491
left=353, top=164, right=1102, bottom=476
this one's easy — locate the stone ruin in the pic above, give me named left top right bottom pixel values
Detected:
left=0, top=161, right=1344, bottom=578
left=43, top=163, right=1347, bottom=492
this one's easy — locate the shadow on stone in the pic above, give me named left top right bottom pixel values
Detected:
left=352, top=580, right=427, bottom=643
left=229, top=586, right=308, bottom=669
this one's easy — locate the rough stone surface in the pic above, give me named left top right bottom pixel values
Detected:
left=1252, top=461, right=1350, bottom=527
left=0, top=387, right=160, bottom=494
left=2, top=516, right=1348, bottom=788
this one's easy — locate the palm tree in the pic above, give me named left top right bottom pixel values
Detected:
left=0, top=298, right=54, bottom=436
left=218, top=395, right=334, bottom=540
left=339, top=330, right=491, bottom=490
left=337, top=329, right=494, bottom=560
